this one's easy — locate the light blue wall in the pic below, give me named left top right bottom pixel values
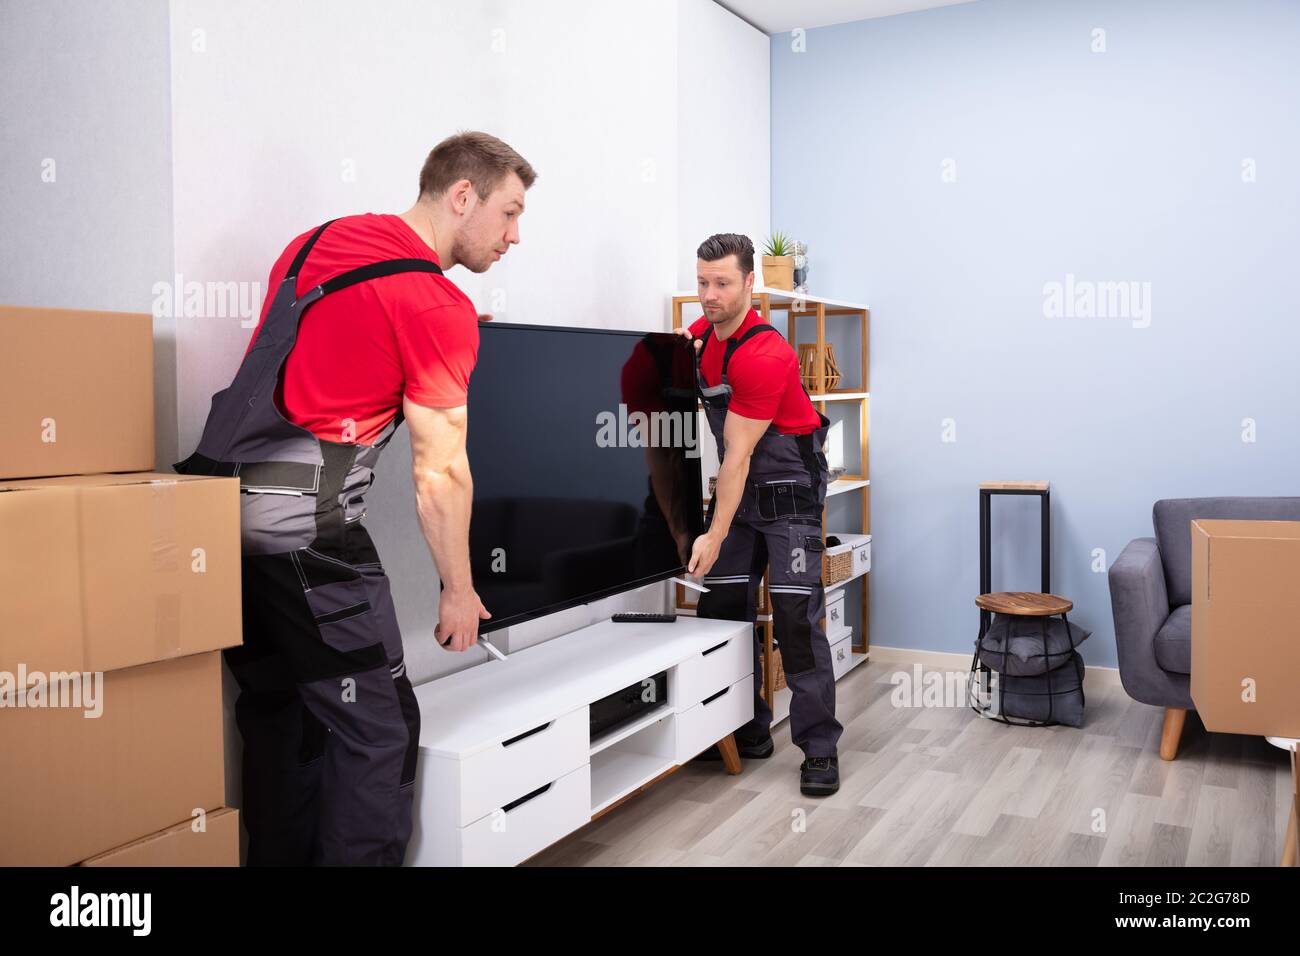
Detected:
left=772, top=0, right=1300, bottom=667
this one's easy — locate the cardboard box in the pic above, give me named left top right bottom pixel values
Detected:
left=0, top=651, right=227, bottom=866
left=80, top=808, right=240, bottom=867
left=0, top=305, right=154, bottom=480
left=0, top=472, right=241, bottom=674
left=1191, top=519, right=1300, bottom=737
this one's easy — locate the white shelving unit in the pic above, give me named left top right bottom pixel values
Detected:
left=828, top=478, right=870, bottom=497
left=809, top=391, right=869, bottom=402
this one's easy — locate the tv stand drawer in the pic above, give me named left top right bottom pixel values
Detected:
left=458, top=706, right=589, bottom=826
left=674, top=632, right=751, bottom=707
left=458, top=764, right=591, bottom=867
left=675, top=674, right=753, bottom=763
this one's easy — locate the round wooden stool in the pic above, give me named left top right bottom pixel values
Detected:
left=975, top=592, right=1073, bottom=618
left=969, top=592, right=1076, bottom=725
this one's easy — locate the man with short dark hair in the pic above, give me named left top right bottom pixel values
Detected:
left=175, top=130, right=536, bottom=864
left=677, top=232, right=843, bottom=796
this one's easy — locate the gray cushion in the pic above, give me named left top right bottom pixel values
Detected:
left=1153, top=603, right=1192, bottom=675
left=979, top=614, right=1091, bottom=676
left=1153, top=497, right=1300, bottom=606
left=973, top=652, right=1086, bottom=727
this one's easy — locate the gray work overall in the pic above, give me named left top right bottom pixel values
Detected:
left=174, top=219, right=436, bottom=865
left=693, top=323, right=844, bottom=758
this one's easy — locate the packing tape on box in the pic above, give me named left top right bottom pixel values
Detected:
left=150, top=480, right=183, bottom=660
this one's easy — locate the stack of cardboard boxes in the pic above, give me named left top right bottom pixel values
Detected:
left=1, top=304, right=242, bottom=867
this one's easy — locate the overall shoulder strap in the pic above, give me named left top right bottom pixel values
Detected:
left=286, top=219, right=338, bottom=280
left=721, top=324, right=779, bottom=379
left=284, top=219, right=445, bottom=303
left=317, top=258, right=443, bottom=297
left=692, top=324, right=715, bottom=392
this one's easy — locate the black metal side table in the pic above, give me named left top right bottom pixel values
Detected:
left=979, top=480, right=1051, bottom=635
left=970, top=480, right=1080, bottom=726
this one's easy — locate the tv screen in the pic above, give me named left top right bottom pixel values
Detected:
left=466, top=322, right=705, bottom=633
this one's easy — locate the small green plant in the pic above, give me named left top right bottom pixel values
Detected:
left=762, top=230, right=792, bottom=257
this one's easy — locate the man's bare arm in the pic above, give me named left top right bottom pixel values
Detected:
left=404, top=396, right=489, bottom=650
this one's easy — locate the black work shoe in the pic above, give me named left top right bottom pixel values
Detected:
left=799, top=756, right=839, bottom=796
left=694, top=736, right=775, bottom=761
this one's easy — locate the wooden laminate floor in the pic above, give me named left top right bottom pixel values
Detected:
left=526, top=655, right=1294, bottom=867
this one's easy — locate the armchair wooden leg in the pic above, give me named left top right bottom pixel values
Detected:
left=1282, top=801, right=1297, bottom=867
left=1160, top=706, right=1187, bottom=761
left=716, top=733, right=742, bottom=775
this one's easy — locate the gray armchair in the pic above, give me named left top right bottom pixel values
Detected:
left=1109, top=496, right=1300, bottom=759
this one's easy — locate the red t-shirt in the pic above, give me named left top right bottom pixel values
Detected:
left=688, top=309, right=821, bottom=435
left=243, top=213, right=479, bottom=445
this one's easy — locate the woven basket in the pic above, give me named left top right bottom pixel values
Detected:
left=798, top=343, right=841, bottom=391
left=823, top=548, right=853, bottom=587
left=762, top=646, right=788, bottom=693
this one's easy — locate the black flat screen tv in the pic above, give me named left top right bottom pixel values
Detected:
left=466, top=322, right=705, bottom=633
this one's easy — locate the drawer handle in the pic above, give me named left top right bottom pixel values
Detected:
left=502, top=721, right=552, bottom=747
left=701, top=639, right=730, bottom=657
left=702, top=686, right=732, bottom=706
left=502, top=781, right=553, bottom=813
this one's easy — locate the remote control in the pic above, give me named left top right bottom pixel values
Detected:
left=611, top=612, right=678, bottom=624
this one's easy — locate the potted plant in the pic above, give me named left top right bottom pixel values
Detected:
left=761, top=231, right=795, bottom=290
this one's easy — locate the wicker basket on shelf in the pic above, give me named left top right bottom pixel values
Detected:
left=798, top=343, right=841, bottom=391
left=822, top=546, right=853, bottom=587
left=762, top=646, right=788, bottom=693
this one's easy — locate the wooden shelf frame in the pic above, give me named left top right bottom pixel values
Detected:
left=671, top=289, right=871, bottom=714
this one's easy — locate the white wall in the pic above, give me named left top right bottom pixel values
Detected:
left=0, top=0, right=767, bottom=856
left=0, top=0, right=764, bottom=686
left=0, top=0, right=770, bottom=524
left=676, top=0, right=770, bottom=488
left=170, top=0, right=681, bottom=457
left=676, top=0, right=771, bottom=291
left=169, top=0, right=679, bottom=683
left=0, top=0, right=178, bottom=469
left=168, top=0, right=770, bottom=686
left=1, top=0, right=768, bottom=840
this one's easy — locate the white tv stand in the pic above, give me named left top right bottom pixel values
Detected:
left=405, top=616, right=754, bottom=866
